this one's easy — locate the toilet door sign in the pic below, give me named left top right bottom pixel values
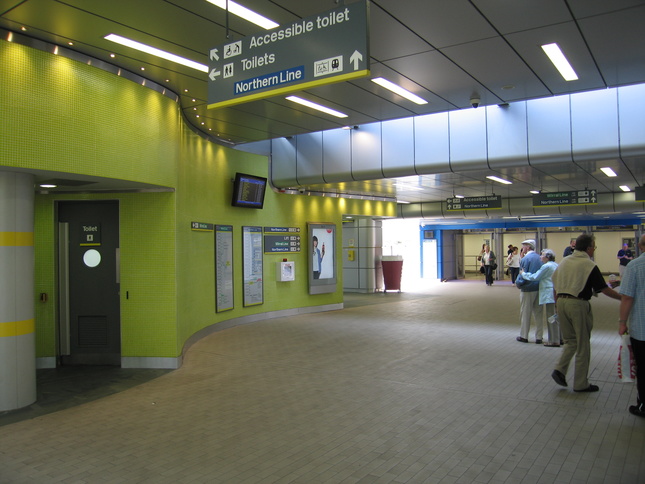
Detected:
left=80, top=223, right=101, bottom=246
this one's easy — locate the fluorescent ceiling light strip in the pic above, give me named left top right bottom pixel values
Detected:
left=371, top=77, right=428, bottom=105
left=205, top=0, right=279, bottom=29
left=541, top=43, right=578, bottom=81
left=104, top=34, right=208, bottom=72
left=286, top=96, right=348, bottom=118
left=619, top=185, right=631, bottom=192
left=601, top=167, right=618, bottom=177
left=486, top=175, right=512, bottom=185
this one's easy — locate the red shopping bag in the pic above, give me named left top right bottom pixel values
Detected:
left=618, top=333, right=636, bottom=382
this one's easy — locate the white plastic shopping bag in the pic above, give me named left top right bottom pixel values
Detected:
left=618, top=333, right=636, bottom=382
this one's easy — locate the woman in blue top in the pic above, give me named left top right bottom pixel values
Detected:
left=522, top=249, right=560, bottom=346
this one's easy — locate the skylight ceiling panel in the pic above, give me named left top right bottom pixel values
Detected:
left=383, top=50, right=486, bottom=109
left=350, top=63, right=452, bottom=116
left=368, top=4, right=433, bottom=62
left=473, top=0, right=572, bottom=33
left=304, top=80, right=416, bottom=121
left=439, top=36, right=550, bottom=103
left=577, top=6, right=645, bottom=87
left=375, top=0, right=496, bottom=49
left=504, top=22, right=604, bottom=95
left=230, top=99, right=347, bottom=137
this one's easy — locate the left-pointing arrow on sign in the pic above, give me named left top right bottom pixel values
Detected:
left=209, top=69, right=221, bottom=81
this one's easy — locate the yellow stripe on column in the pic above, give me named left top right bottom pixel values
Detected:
left=0, top=319, right=35, bottom=337
left=0, top=232, right=34, bottom=246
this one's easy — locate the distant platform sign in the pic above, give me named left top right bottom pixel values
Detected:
left=207, top=0, right=370, bottom=109
left=532, top=190, right=598, bottom=207
left=446, top=195, right=502, bottom=211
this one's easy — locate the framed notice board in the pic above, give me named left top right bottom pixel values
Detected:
left=242, top=226, right=264, bottom=306
left=215, top=225, right=234, bottom=312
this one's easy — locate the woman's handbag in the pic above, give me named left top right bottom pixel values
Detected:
left=479, top=266, right=485, bottom=274
left=491, top=262, right=498, bottom=270
left=618, top=333, right=636, bottom=382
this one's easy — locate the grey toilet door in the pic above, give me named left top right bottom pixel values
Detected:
left=58, top=201, right=121, bottom=365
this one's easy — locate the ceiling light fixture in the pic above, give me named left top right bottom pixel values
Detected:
left=104, top=34, right=208, bottom=72
left=619, top=185, right=631, bottom=192
left=285, top=96, right=348, bottom=118
left=205, top=0, right=279, bottom=30
left=601, top=167, right=618, bottom=177
left=486, top=175, right=512, bottom=185
left=529, top=190, right=540, bottom=194
left=371, top=77, right=428, bottom=105
left=541, top=43, right=578, bottom=81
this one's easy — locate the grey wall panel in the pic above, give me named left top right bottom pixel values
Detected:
left=351, top=122, right=383, bottom=180
left=527, top=95, right=572, bottom=165
left=270, top=138, right=298, bottom=187
left=414, top=113, right=451, bottom=174
left=508, top=197, right=536, bottom=216
left=618, top=84, right=645, bottom=158
left=398, top=203, right=423, bottom=219
left=448, top=108, right=489, bottom=171
left=556, top=204, right=589, bottom=216
left=295, top=132, right=324, bottom=184
left=490, top=197, right=513, bottom=218
left=422, top=202, right=444, bottom=218
left=615, top=191, right=645, bottom=213
left=571, top=89, right=619, bottom=162
left=533, top=204, right=564, bottom=216
left=382, top=117, right=416, bottom=178
left=595, top=192, right=616, bottom=213
left=487, top=103, right=529, bottom=169
left=321, top=128, right=352, bottom=183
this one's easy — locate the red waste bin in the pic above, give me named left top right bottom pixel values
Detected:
left=381, top=256, right=403, bottom=292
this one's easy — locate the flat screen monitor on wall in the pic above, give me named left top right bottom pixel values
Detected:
left=231, top=173, right=267, bottom=209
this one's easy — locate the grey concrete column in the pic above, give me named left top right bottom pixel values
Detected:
left=0, top=172, right=36, bottom=411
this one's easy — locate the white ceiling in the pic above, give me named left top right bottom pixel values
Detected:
left=2, top=0, right=645, bottom=217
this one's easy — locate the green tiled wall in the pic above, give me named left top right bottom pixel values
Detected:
left=3, top=39, right=396, bottom=361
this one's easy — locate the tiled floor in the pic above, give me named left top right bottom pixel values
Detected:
left=1, top=278, right=644, bottom=483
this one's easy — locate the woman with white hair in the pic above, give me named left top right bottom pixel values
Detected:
left=522, top=249, right=560, bottom=346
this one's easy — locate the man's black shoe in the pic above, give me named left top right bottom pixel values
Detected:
left=535, top=339, right=543, bottom=344
left=629, top=405, right=645, bottom=418
left=551, top=370, right=567, bottom=387
left=574, top=384, right=599, bottom=393
left=516, top=337, right=528, bottom=343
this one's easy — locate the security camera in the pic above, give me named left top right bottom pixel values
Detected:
left=470, top=97, right=480, bottom=108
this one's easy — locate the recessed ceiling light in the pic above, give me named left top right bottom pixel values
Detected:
left=601, top=167, right=618, bottom=177
left=39, top=184, right=57, bottom=188
left=371, top=77, right=428, bottom=105
left=286, top=96, right=348, bottom=118
left=104, top=34, right=208, bottom=72
left=205, top=0, right=279, bottom=29
left=486, top=175, right=512, bottom=185
left=455, top=195, right=465, bottom=198
left=619, top=185, right=631, bottom=192
left=529, top=190, right=540, bottom=194
left=541, top=43, right=578, bottom=81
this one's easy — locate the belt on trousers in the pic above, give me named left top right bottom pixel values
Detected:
left=557, top=293, right=585, bottom=300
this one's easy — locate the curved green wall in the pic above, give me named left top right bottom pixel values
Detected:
left=1, top=40, right=396, bottom=365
